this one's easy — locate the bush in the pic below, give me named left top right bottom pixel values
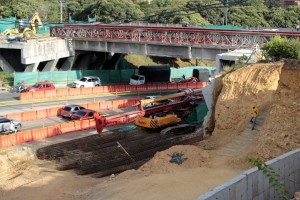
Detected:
left=263, top=36, right=300, bottom=61
left=0, top=72, right=13, bottom=87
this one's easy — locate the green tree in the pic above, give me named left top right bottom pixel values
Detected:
left=263, top=36, right=300, bottom=60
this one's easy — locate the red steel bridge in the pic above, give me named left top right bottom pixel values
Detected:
left=50, top=24, right=300, bottom=49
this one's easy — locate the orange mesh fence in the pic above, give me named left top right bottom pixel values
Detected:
left=81, top=87, right=93, bottom=95
left=32, top=91, right=45, bottom=99
left=45, top=89, right=57, bottom=98
left=56, top=88, right=69, bottom=97
left=5, top=113, right=22, bottom=122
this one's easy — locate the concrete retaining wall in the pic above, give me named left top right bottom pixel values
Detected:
left=197, top=149, right=300, bottom=200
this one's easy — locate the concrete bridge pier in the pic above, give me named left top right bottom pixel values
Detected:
left=42, top=59, right=59, bottom=72
left=59, top=57, right=74, bottom=71
left=25, top=63, right=39, bottom=72
left=0, top=53, right=14, bottom=72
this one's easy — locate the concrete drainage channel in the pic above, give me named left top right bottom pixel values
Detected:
left=36, top=129, right=204, bottom=178
left=197, top=149, right=300, bottom=200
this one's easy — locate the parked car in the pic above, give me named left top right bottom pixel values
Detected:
left=72, top=76, right=101, bottom=88
left=0, top=116, right=22, bottom=133
left=61, top=105, right=86, bottom=118
left=71, top=109, right=96, bottom=120
left=26, top=82, right=55, bottom=92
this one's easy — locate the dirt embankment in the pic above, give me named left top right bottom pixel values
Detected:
left=208, top=60, right=300, bottom=162
left=250, top=60, right=300, bottom=161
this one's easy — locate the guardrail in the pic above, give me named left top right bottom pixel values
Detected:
left=5, top=98, right=140, bottom=122
left=19, top=82, right=208, bottom=101
left=0, top=119, right=97, bottom=148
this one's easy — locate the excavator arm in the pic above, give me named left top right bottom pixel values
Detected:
left=29, top=12, right=43, bottom=34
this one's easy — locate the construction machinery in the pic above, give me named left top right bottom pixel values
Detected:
left=94, top=88, right=204, bottom=135
left=1, top=12, right=42, bottom=41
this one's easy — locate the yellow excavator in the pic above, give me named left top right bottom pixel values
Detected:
left=1, top=12, right=43, bottom=42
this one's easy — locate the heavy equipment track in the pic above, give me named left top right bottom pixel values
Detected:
left=36, top=129, right=203, bottom=178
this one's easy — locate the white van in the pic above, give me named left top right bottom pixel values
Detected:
left=72, top=76, right=101, bottom=88
left=129, top=74, right=145, bottom=85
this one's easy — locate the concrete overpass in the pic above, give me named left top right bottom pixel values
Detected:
left=0, top=24, right=299, bottom=72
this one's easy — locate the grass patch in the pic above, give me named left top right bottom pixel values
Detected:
left=0, top=72, right=13, bottom=87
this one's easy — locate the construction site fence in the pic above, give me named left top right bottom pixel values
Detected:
left=0, top=119, right=97, bottom=148
left=5, top=98, right=140, bottom=123
left=19, top=82, right=208, bottom=101
left=14, top=66, right=215, bottom=87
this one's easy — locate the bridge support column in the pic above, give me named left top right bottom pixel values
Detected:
left=25, top=62, right=39, bottom=72
left=60, top=57, right=74, bottom=71
left=42, top=59, right=59, bottom=72
left=77, top=53, right=92, bottom=70
left=0, top=54, right=15, bottom=72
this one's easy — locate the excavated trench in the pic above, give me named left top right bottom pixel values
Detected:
left=36, top=129, right=204, bottom=178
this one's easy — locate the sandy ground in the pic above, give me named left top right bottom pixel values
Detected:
left=0, top=144, right=243, bottom=200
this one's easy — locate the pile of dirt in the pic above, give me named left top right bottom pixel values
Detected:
left=139, top=145, right=210, bottom=174
left=211, top=62, right=282, bottom=148
left=249, top=60, right=300, bottom=161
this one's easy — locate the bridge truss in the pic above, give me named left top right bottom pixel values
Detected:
left=50, top=25, right=300, bottom=49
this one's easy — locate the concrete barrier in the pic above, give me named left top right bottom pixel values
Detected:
left=197, top=149, right=300, bottom=200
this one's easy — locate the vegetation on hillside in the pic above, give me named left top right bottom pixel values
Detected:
left=0, top=0, right=299, bottom=29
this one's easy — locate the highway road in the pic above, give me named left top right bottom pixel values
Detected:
left=0, top=90, right=175, bottom=115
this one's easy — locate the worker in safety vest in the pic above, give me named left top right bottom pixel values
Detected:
left=250, top=105, right=258, bottom=124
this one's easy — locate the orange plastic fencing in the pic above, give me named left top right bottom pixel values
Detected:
left=102, top=86, right=109, bottom=93
left=167, top=83, right=178, bottom=90
left=81, top=87, right=93, bottom=95
left=115, top=85, right=126, bottom=92
left=6, top=113, right=22, bottom=122
left=68, top=88, right=81, bottom=96
left=92, top=86, right=103, bottom=94
left=146, top=84, right=157, bottom=90
left=15, top=130, right=32, bottom=144
left=47, top=125, right=62, bottom=137
left=56, top=88, right=69, bottom=97
left=81, top=119, right=90, bottom=130
left=36, top=109, right=48, bottom=120
left=187, top=83, right=198, bottom=88
left=125, top=85, right=136, bottom=91
left=0, top=134, right=17, bottom=148
left=19, top=92, right=33, bottom=100
left=74, top=121, right=82, bottom=131
left=48, top=107, right=63, bottom=118
left=87, top=102, right=100, bottom=111
left=89, top=119, right=96, bottom=128
left=32, top=127, right=48, bottom=140
left=136, top=85, right=147, bottom=91
left=45, top=89, right=57, bottom=98
left=60, top=121, right=76, bottom=134
left=21, top=110, right=37, bottom=122
left=32, top=91, right=45, bottom=99
left=157, top=83, right=168, bottom=90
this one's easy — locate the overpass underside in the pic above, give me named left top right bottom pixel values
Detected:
left=0, top=38, right=228, bottom=72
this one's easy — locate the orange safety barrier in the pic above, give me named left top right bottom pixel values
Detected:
left=125, top=85, right=136, bottom=91
left=167, top=83, right=178, bottom=90
left=0, top=134, right=17, bottom=148
left=32, top=90, right=45, bottom=99
left=107, top=86, right=116, bottom=93
left=87, top=102, right=100, bottom=111
left=157, top=83, right=168, bottom=90
left=81, top=119, right=90, bottom=130
left=81, top=87, right=93, bottom=95
left=102, top=86, right=109, bottom=93
left=89, top=119, right=96, bottom=128
left=56, top=88, right=69, bottom=97
left=197, top=82, right=208, bottom=88
left=177, top=83, right=188, bottom=89
left=136, top=85, right=147, bottom=91
left=126, top=99, right=139, bottom=107
left=15, top=130, right=33, bottom=144
left=60, top=121, right=76, bottom=134
left=187, top=82, right=198, bottom=88
left=92, top=86, right=103, bottom=94
left=45, top=89, right=57, bottom=98
left=22, top=110, right=37, bottom=122
left=6, top=113, right=22, bottom=122
left=19, top=92, right=33, bottom=101
left=36, top=109, right=48, bottom=120
left=146, top=84, right=157, bottom=90
left=115, top=85, right=126, bottom=92
left=74, top=121, right=82, bottom=131
left=47, top=125, right=62, bottom=137
left=32, top=127, right=48, bottom=140
left=48, top=107, right=63, bottom=117
left=68, top=88, right=81, bottom=96
left=112, top=99, right=124, bottom=109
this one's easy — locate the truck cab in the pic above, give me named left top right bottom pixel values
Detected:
left=129, top=74, right=145, bottom=85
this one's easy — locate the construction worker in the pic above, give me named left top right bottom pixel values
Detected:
left=250, top=105, right=258, bottom=130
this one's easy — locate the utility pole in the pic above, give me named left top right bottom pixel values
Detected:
left=59, top=0, right=65, bottom=23
left=224, top=0, right=229, bottom=25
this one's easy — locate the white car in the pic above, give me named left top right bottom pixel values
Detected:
left=72, top=76, right=101, bottom=88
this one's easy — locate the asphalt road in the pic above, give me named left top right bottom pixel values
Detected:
left=0, top=90, right=174, bottom=116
